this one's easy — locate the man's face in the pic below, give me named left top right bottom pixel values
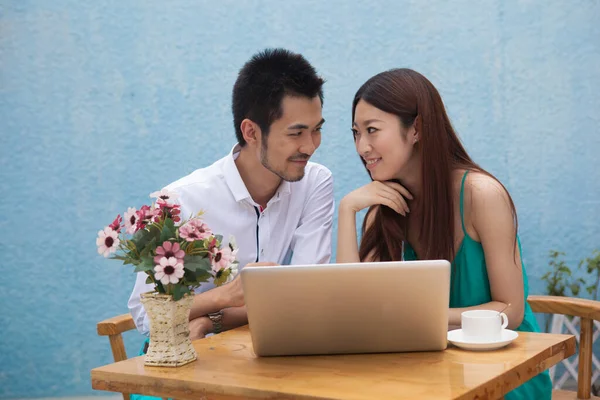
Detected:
left=259, top=95, right=324, bottom=182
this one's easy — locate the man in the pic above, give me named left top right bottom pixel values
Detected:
left=128, top=48, right=334, bottom=340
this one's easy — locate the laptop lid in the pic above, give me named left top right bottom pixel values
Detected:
left=241, top=260, right=450, bottom=356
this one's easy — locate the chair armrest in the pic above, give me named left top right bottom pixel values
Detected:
left=528, top=295, right=600, bottom=321
left=97, top=313, right=136, bottom=336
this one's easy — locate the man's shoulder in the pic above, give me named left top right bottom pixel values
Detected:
left=165, top=155, right=228, bottom=192
left=287, top=162, right=333, bottom=202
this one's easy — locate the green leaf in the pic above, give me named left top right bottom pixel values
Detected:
left=134, top=264, right=154, bottom=273
left=131, top=229, right=152, bottom=250
left=194, top=269, right=212, bottom=282
left=587, top=286, right=595, bottom=295
left=171, top=284, right=190, bottom=301
left=139, top=254, right=155, bottom=274
left=184, top=255, right=211, bottom=272
left=160, top=218, right=176, bottom=243
left=139, top=237, right=157, bottom=260
left=145, top=275, right=153, bottom=284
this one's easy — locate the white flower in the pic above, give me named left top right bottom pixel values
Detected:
left=228, top=235, right=237, bottom=250
left=228, top=262, right=239, bottom=283
left=149, top=189, right=179, bottom=203
left=154, top=257, right=184, bottom=285
left=96, top=227, right=120, bottom=257
left=123, top=207, right=138, bottom=234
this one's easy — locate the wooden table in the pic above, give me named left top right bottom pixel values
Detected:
left=91, top=326, right=575, bottom=400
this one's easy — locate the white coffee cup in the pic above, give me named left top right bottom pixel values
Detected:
left=461, top=310, right=508, bottom=342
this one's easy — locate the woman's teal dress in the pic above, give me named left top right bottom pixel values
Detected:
left=403, top=170, right=551, bottom=400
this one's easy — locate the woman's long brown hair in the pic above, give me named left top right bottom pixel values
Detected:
left=354, top=69, right=518, bottom=262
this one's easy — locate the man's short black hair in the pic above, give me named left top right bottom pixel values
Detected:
left=232, top=48, right=324, bottom=146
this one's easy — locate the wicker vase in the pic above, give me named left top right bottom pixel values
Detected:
left=140, top=292, right=197, bottom=367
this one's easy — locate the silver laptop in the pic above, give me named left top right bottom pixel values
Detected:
left=240, top=260, right=450, bottom=356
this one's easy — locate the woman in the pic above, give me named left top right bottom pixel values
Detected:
left=336, top=68, right=551, bottom=400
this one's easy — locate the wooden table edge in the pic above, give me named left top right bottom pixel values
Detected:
left=91, top=369, right=332, bottom=400
left=453, top=333, right=576, bottom=400
left=91, top=330, right=577, bottom=400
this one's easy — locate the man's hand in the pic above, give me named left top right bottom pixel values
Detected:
left=222, top=262, right=278, bottom=308
left=189, top=316, right=212, bottom=341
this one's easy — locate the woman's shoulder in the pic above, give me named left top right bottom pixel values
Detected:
left=461, top=170, right=512, bottom=206
left=458, top=170, right=515, bottom=241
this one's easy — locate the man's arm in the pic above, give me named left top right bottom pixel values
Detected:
left=189, top=277, right=242, bottom=320
left=189, top=306, right=248, bottom=340
left=290, top=169, right=335, bottom=264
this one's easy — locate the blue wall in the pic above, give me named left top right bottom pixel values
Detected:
left=1, top=0, right=599, bottom=397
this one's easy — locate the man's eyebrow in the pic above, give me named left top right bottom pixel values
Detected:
left=287, top=118, right=325, bottom=130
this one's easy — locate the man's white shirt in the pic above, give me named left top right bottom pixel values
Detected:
left=128, top=144, right=335, bottom=335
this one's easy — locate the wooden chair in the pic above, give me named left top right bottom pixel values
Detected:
left=97, top=313, right=136, bottom=400
left=528, top=295, right=600, bottom=400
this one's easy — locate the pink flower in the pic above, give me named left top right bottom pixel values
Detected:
left=96, top=227, right=120, bottom=257
left=211, top=246, right=238, bottom=273
left=124, top=207, right=139, bottom=234
left=135, top=205, right=160, bottom=230
left=179, top=219, right=212, bottom=242
left=109, top=215, right=122, bottom=232
left=154, top=257, right=184, bottom=285
left=154, top=241, right=185, bottom=265
left=157, top=199, right=181, bottom=223
left=207, top=237, right=218, bottom=251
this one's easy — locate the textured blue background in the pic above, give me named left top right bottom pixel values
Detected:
left=1, top=0, right=599, bottom=397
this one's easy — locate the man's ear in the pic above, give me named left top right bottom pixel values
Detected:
left=240, top=119, right=261, bottom=146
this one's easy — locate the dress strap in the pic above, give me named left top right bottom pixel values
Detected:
left=459, top=170, right=470, bottom=236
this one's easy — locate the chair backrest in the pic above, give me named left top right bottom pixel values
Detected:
left=528, top=295, right=600, bottom=400
left=97, top=313, right=136, bottom=400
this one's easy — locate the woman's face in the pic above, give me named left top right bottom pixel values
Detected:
left=352, top=99, right=418, bottom=181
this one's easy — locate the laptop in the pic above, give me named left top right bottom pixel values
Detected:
left=240, top=260, right=451, bottom=356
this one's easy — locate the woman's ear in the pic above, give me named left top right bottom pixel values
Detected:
left=410, top=116, right=419, bottom=144
left=240, top=119, right=261, bottom=146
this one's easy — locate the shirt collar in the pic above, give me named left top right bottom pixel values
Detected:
left=223, top=144, right=253, bottom=203
left=223, top=143, right=293, bottom=204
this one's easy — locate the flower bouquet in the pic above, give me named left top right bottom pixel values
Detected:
left=96, top=189, right=238, bottom=366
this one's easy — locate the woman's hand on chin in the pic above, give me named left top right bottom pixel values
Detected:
left=340, top=181, right=413, bottom=215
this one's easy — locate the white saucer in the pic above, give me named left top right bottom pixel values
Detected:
left=447, top=329, right=519, bottom=351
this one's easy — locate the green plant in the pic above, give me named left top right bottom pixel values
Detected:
left=541, top=251, right=585, bottom=298
left=541, top=250, right=585, bottom=332
left=581, top=250, right=600, bottom=301
left=541, top=249, right=600, bottom=395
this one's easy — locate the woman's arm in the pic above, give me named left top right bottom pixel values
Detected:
left=335, top=201, right=363, bottom=263
left=336, top=181, right=411, bottom=263
left=449, top=174, right=525, bottom=329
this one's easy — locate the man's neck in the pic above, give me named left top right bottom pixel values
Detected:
left=235, top=147, right=282, bottom=209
